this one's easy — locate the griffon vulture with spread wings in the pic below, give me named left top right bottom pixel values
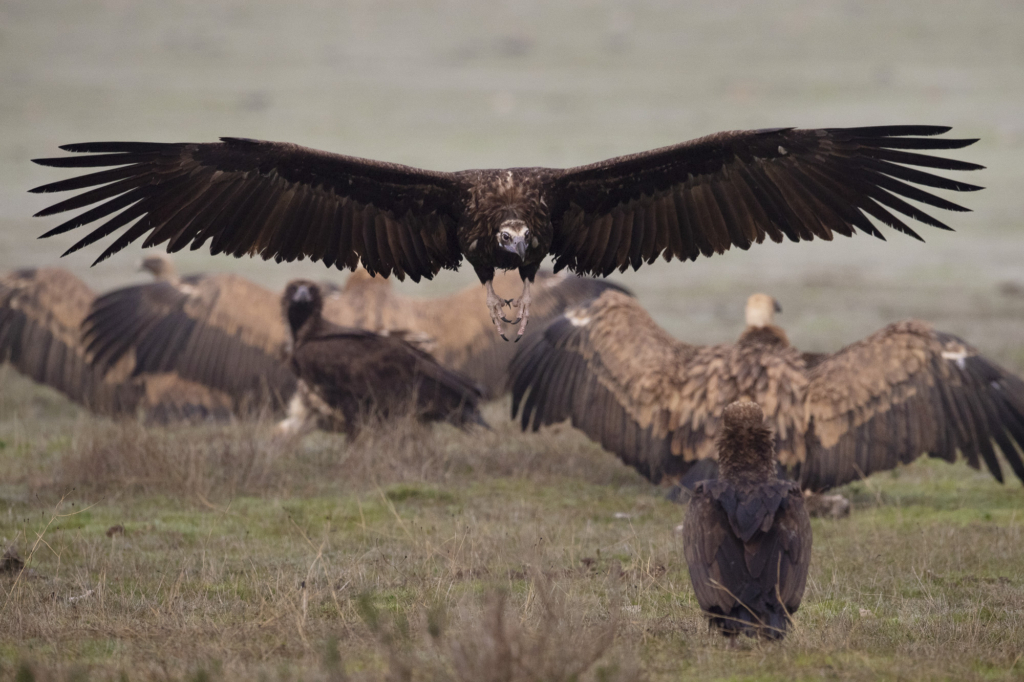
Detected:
left=0, top=267, right=234, bottom=422
left=31, top=126, right=981, bottom=339
left=81, top=254, right=299, bottom=415
left=510, top=290, right=1024, bottom=493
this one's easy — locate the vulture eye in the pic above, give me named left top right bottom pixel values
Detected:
left=500, top=233, right=511, bottom=242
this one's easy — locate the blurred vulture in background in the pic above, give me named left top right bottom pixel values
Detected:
left=511, top=290, right=1024, bottom=494
left=0, top=267, right=233, bottom=422
left=81, top=254, right=297, bottom=416
left=31, top=126, right=981, bottom=340
left=683, top=402, right=811, bottom=639
left=82, top=255, right=627, bottom=411
left=323, top=268, right=630, bottom=397
left=279, top=280, right=487, bottom=437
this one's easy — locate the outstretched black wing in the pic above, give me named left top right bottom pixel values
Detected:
left=31, top=139, right=468, bottom=281
left=547, top=126, right=983, bottom=276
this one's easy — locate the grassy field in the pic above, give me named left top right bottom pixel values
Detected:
left=3, top=0, right=1024, bottom=679
left=1, top=370, right=1023, bottom=682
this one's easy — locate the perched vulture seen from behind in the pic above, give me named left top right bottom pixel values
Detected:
left=31, top=126, right=982, bottom=339
left=0, top=267, right=233, bottom=422
left=683, top=401, right=812, bottom=639
left=323, top=267, right=631, bottom=398
left=281, top=280, right=487, bottom=438
left=81, top=254, right=298, bottom=416
left=511, top=290, right=1024, bottom=493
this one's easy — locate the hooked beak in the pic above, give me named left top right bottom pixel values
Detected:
left=773, top=299, right=782, bottom=313
left=512, top=236, right=527, bottom=260
left=499, top=221, right=531, bottom=262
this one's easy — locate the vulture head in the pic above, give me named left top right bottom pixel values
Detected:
left=717, top=401, right=777, bottom=484
left=139, top=253, right=178, bottom=283
left=497, top=219, right=531, bottom=261
left=745, top=293, right=781, bottom=329
left=283, top=279, right=324, bottom=337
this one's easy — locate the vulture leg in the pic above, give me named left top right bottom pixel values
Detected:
left=485, top=279, right=513, bottom=342
left=504, top=277, right=532, bottom=342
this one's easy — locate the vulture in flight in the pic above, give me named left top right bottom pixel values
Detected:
left=30, top=125, right=981, bottom=340
left=0, top=267, right=233, bottom=422
left=683, top=401, right=812, bottom=639
left=510, top=290, right=1024, bottom=493
left=82, top=254, right=299, bottom=415
left=281, top=280, right=487, bottom=438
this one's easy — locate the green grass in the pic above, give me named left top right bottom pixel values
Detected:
left=1, top=374, right=1023, bottom=681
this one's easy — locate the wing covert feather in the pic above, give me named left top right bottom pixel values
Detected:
left=802, top=320, right=1024, bottom=490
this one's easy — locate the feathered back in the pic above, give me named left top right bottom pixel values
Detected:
left=510, top=290, right=807, bottom=483
left=286, top=281, right=487, bottom=433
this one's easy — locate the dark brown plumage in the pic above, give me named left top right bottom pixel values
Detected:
left=511, top=291, right=1024, bottom=492
left=683, top=401, right=812, bottom=639
left=31, top=126, right=981, bottom=339
left=282, top=280, right=487, bottom=437
left=81, top=254, right=298, bottom=415
left=323, top=268, right=631, bottom=397
left=0, top=267, right=233, bottom=422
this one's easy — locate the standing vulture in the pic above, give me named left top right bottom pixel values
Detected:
left=30, top=126, right=981, bottom=339
left=510, top=290, right=1024, bottom=492
left=323, top=267, right=630, bottom=397
left=683, top=401, right=812, bottom=639
left=282, top=280, right=487, bottom=437
left=81, top=254, right=298, bottom=415
left=0, top=267, right=233, bottom=422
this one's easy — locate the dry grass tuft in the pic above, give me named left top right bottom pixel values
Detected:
left=41, top=399, right=648, bottom=502
left=354, top=572, right=640, bottom=682
left=54, top=419, right=282, bottom=500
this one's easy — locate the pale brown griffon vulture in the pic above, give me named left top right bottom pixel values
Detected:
left=31, top=126, right=981, bottom=339
left=683, top=401, right=812, bottom=639
left=81, top=254, right=298, bottom=416
left=510, top=290, right=1024, bottom=492
left=0, top=267, right=234, bottom=422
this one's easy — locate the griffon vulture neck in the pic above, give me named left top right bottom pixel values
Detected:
left=343, top=268, right=390, bottom=293
left=717, top=401, right=778, bottom=486
left=740, top=293, right=789, bottom=347
left=142, top=254, right=179, bottom=285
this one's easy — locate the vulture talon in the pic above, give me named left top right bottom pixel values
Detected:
left=485, top=279, right=510, bottom=340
